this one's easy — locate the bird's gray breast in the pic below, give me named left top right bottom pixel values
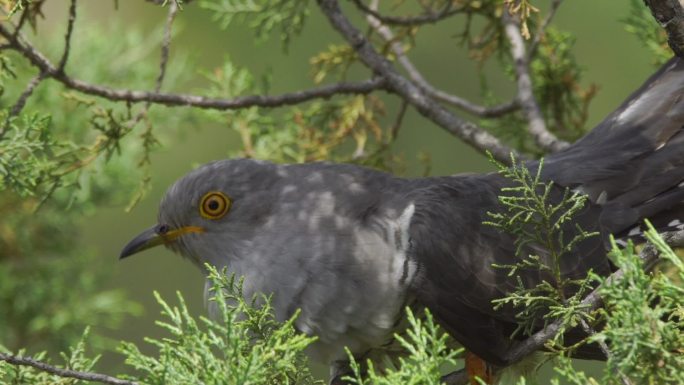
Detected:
left=210, top=184, right=418, bottom=364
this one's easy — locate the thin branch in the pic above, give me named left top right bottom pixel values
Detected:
left=579, top=319, right=634, bottom=385
left=527, top=0, right=564, bottom=59
left=501, top=229, right=684, bottom=365
left=0, top=71, right=47, bottom=139
left=644, top=0, right=684, bottom=58
left=317, top=0, right=519, bottom=164
left=0, top=7, right=42, bottom=141
left=350, top=0, right=462, bottom=26
left=0, top=23, right=387, bottom=111
left=56, top=0, right=77, bottom=73
left=0, top=352, right=138, bottom=385
left=154, top=1, right=177, bottom=94
left=578, top=319, right=611, bottom=359
left=133, top=1, right=178, bottom=123
left=365, top=0, right=519, bottom=118
left=11, top=7, right=30, bottom=39
left=389, top=98, right=408, bottom=142
left=8, top=72, right=45, bottom=117
left=122, top=0, right=181, bottom=207
left=502, top=8, right=569, bottom=153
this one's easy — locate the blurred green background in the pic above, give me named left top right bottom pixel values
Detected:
left=30, top=0, right=657, bottom=379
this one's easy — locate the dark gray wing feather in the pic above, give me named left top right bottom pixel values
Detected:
left=409, top=57, right=684, bottom=365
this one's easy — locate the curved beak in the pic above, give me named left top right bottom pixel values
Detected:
left=119, top=224, right=204, bottom=259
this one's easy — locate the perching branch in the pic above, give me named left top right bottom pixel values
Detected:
left=500, top=229, right=684, bottom=366
left=644, top=0, right=684, bottom=58
left=317, top=0, right=519, bottom=164
left=0, top=352, right=137, bottom=385
left=502, top=8, right=569, bottom=153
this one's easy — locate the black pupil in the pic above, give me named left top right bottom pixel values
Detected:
left=207, top=199, right=220, bottom=212
left=157, top=224, right=169, bottom=234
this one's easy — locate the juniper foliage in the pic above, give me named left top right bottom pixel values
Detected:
left=0, top=1, right=681, bottom=384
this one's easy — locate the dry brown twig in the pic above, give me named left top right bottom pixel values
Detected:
left=0, top=352, right=137, bottom=385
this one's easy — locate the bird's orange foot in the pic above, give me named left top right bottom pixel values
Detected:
left=465, top=351, right=495, bottom=385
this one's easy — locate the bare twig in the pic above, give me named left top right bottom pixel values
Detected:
left=0, top=23, right=387, bottom=111
left=365, top=0, right=519, bottom=118
left=8, top=72, right=45, bottom=117
left=350, top=0, right=462, bottom=26
left=0, top=71, right=47, bottom=139
left=154, top=1, right=177, bottom=94
left=0, top=352, right=137, bottom=385
left=527, top=0, right=564, bottom=59
left=389, top=99, right=408, bottom=142
left=56, top=0, right=77, bottom=72
left=317, top=0, right=519, bottom=164
left=500, top=230, right=684, bottom=365
left=12, top=7, right=30, bottom=39
left=132, top=1, right=178, bottom=124
left=123, top=1, right=180, bottom=209
left=578, top=319, right=634, bottom=385
left=644, top=0, right=684, bottom=58
left=502, top=9, right=569, bottom=153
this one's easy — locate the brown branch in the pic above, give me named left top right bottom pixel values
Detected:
left=8, top=72, right=45, bottom=117
left=364, top=0, right=519, bottom=118
left=1, top=0, right=75, bottom=138
left=389, top=99, right=408, bottom=142
left=0, top=23, right=387, bottom=111
left=133, top=0, right=178, bottom=124
left=644, top=0, right=684, bottom=58
left=11, top=7, right=30, bottom=39
left=349, top=0, right=462, bottom=26
left=317, top=0, right=519, bottom=164
left=578, top=319, right=634, bottom=385
left=502, top=8, right=569, bottom=153
left=154, top=1, right=177, bottom=94
left=500, top=229, right=684, bottom=366
left=0, top=71, right=47, bottom=139
left=527, top=0, right=564, bottom=59
left=56, top=0, right=77, bottom=73
left=0, top=352, right=137, bottom=385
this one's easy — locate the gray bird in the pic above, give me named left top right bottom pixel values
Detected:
left=121, top=57, right=684, bottom=384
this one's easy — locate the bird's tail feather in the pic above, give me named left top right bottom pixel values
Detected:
left=542, top=57, right=684, bottom=237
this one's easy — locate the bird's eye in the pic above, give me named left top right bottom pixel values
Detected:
left=199, top=191, right=231, bottom=220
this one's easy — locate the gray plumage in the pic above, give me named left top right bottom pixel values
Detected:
left=121, top=57, right=684, bottom=381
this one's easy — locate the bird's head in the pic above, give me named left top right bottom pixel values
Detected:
left=119, top=158, right=278, bottom=267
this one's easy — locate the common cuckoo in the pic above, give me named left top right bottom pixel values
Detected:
left=121, top=57, right=684, bottom=384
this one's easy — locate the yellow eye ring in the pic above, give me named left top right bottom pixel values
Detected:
left=199, top=191, right=231, bottom=220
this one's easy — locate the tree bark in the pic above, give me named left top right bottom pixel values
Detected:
left=645, top=0, right=684, bottom=58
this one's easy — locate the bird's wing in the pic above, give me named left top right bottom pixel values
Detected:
left=541, top=56, right=684, bottom=236
left=409, top=57, right=684, bottom=365
left=407, top=173, right=610, bottom=365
